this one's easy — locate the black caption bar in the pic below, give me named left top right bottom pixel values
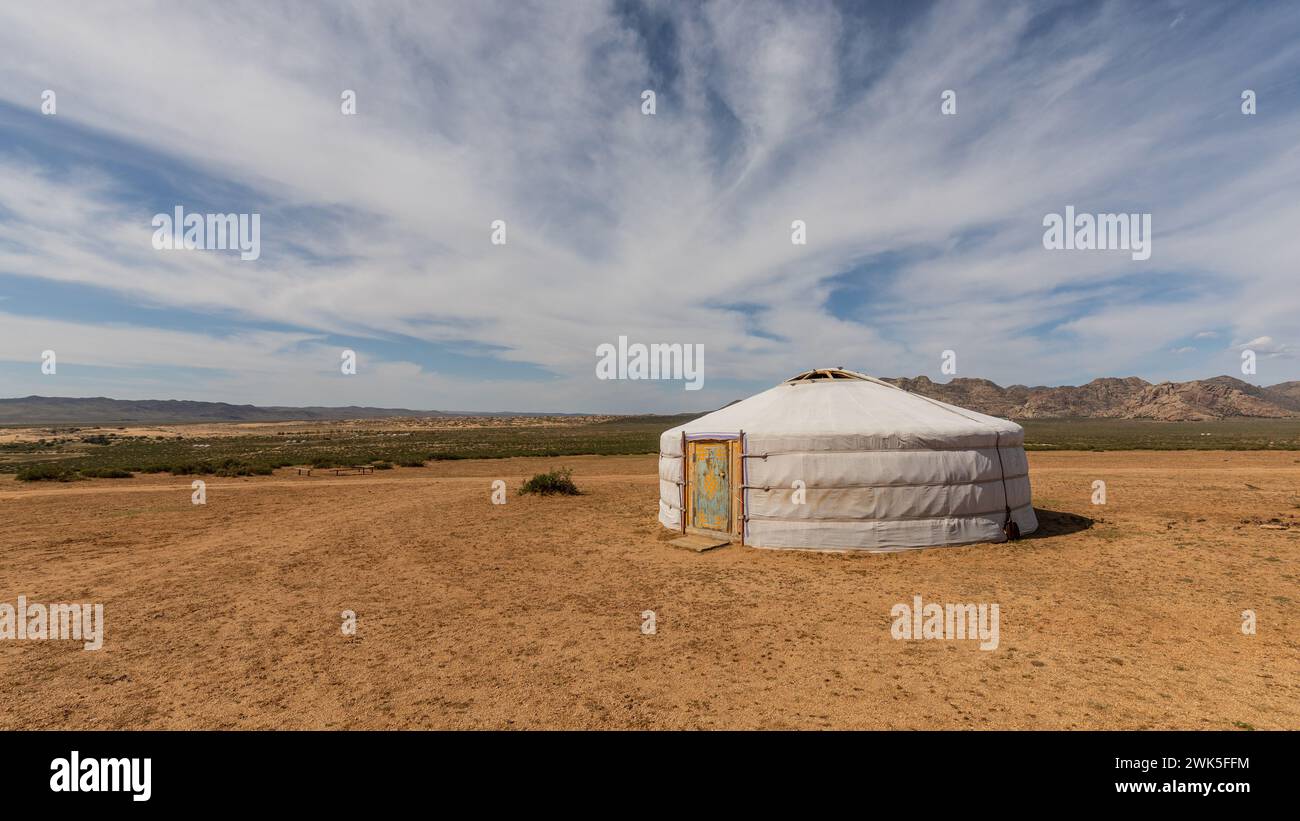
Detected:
left=1, top=730, right=1287, bottom=808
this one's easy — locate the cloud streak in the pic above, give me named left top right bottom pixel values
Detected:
left=0, top=0, right=1297, bottom=411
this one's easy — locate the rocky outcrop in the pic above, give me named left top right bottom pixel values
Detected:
left=882, top=375, right=1300, bottom=421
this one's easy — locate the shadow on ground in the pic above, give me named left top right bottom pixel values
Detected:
left=1026, top=508, right=1094, bottom=539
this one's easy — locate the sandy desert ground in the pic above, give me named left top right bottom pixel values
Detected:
left=0, top=451, right=1296, bottom=729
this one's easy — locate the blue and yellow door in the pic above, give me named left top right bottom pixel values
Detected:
left=686, top=439, right=742, bottom=540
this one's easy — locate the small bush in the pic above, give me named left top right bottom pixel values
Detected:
left=518, top=467, right=580, bottom=496
left=212, top=460, right=269, bottom=477
left=372, top=461, right=394, bottom=470
left=80, top=468, right=133, bottom=479
left=16, top=464, right=82, bottom=482
left=396, top=458, right=426, bottom=468
left=164, top=462, right=208, bottom=476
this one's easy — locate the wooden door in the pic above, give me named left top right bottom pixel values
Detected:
left=686, top=440, right=741, bottom=538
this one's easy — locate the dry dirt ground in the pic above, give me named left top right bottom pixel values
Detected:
left=0, top=451, right=1296, bottom=729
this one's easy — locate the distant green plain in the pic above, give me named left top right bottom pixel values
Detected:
left=1018, top=417, right=1300, bottom=451
left=2, top=416, right=1299, bottom=481
left=0, top=415, right=696, bottom=480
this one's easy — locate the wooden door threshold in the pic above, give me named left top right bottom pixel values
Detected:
left=669, top=534, right=732, bottom=553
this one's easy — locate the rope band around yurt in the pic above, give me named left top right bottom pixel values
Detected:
left=889, top=387, right=1022, bottom=542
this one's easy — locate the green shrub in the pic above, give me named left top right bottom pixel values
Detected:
left=212, top=459, right=269, bottom=477
left=16, top=464, right=82, bottom=482
left=518, top=467, right=580, bottom=496
left=80, top=468, right=133, bottom=479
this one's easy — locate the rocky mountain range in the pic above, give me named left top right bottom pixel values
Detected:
left=883, top=375, right=1300, bottom=421
left=0, top=397, right=433, bottom=425
left=0, top=397, right=582, bottom=425
left=3, top=376, right=1299, bottom=424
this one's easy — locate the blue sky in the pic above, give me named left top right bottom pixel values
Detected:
left=1, top=0, right=1297, bottom=412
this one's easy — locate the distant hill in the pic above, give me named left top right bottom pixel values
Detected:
left=5, top=375, right=1300, bottom=425
left=0, top=396, right=444, bottom=425
left=882, top=375, right=1300, bottom=421
left=1263, top=380, right=1300, bottom=410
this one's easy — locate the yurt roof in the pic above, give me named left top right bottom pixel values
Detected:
left=661, top=368, right=1022, bottom=450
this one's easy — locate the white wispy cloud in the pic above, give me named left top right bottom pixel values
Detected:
left=0, top=0, right=1297, bottom=410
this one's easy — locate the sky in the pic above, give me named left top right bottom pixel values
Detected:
left=0, top=0, right=1297, bottom=413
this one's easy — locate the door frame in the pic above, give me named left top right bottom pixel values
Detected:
left=683, top=434, right=744, bottom=543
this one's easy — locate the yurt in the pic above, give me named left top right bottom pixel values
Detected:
left=658, top=368, right=1037, bottom=551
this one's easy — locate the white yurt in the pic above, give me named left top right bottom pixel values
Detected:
left=658, top=368, right=1037, bottom=551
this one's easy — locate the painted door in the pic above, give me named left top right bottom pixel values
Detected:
left=690, top=442, right=731, bottom=533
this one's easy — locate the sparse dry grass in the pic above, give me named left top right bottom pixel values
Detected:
left=0, top=450, right=1296, bottom=729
